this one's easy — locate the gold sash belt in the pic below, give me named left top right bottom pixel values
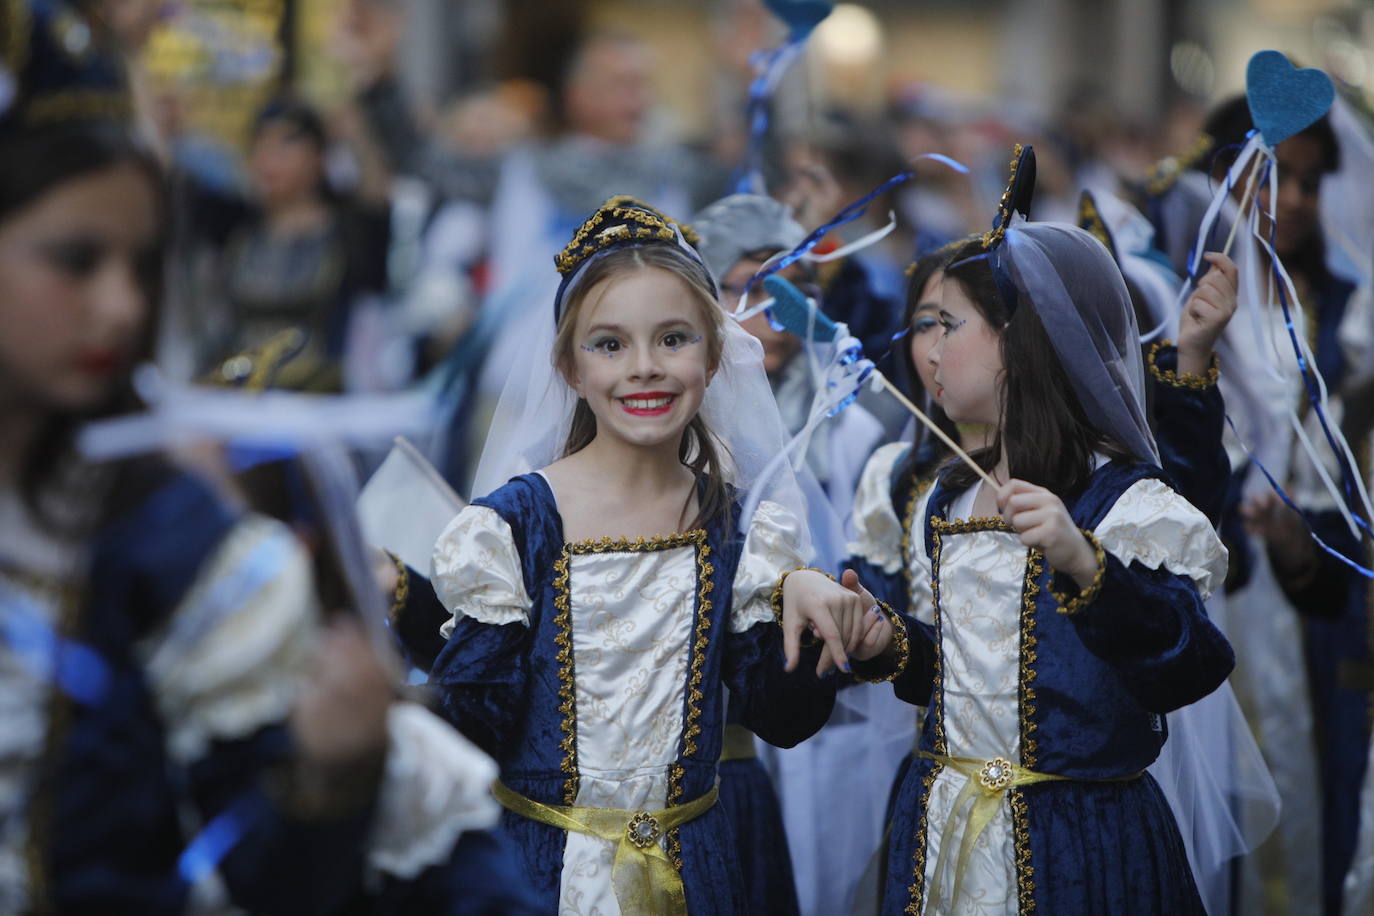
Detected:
left=492, top=779, right=718, bottom=916
left=917, top=751, right=1142, bottom=908
left=720, top=723, right=757, bottom=761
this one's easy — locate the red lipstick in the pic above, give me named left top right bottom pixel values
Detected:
left=76, top=350, right=120, bottom=375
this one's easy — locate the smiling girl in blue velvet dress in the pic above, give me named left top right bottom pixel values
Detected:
left=428, top=198, right=878, bottom=915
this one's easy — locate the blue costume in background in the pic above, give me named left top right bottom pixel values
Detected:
left=851, top=460, right=1234, bottom=914
left=1, top=465, right=535, bottom=914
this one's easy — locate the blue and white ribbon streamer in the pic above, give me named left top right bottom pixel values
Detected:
left=1, top=580, right=110, bottom=705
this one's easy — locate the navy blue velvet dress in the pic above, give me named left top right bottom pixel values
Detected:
left=851, top=460, right=1234, bottom=914
left=428, top=473, right=835, bottom=914
left=391, top=541, right=800, bottom=914
left=0, top=466, right=534, bottom=915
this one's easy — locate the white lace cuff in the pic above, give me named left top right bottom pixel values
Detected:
left=367, top=702, right=500, bottom=879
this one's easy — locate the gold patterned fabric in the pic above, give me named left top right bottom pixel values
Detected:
left=492, top=780, right=719, bottom=916
left=916, top=751, right=1141, bottom=910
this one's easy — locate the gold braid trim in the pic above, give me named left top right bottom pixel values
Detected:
left=904, top=762, right=943, bottom=915
left=680, top=540, right=713, bottom=757
left=929, top=522, right=948, bottom=755
left=930, top=515, right=1011, bottom=536
left=1147, top=339, right=1219, bottom=390
left=552, top=548, right=579, bottom=804
left=559, top=530, right=709, bottom=860
left=1049, top=532, right=1106, bottom=616
left=23, top=90, right=132, bottom=125
left=1078, top=193, right=1114, bottom=259
left=564, top=529, right=706, bottom=557
left=668, top=534, right=713, bottom=872
left=770, top=566, right=835, bottom=649
left=1144, top=134, right=1215, bottom=197
left=769, top=566, right=835, bottom=624
left=1019, top=550, right=1044, bottom=770
left=385, top=551, right=409, bottom=628
left=905, top=513, right=954, bottom=913
left=899, top=475, right=933, bottom=604
left=980, top=143, right=1025, bottom=249
left=3, top=0, right=30, bottom=76
left=1010, top=787, right=1036, bottom=913
left=853, top=600, right=910, bottom=683
left=554, top=196, right=700, bottom=275
left=665, top=762, right=685, bottom=871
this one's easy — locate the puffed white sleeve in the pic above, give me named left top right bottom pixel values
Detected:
left=1092, top=477, right=1228, bottom=598
left=140, top=514, right=318, bottom=766
left=366, top=701, right=501, bottom=879
left=730, top=499, right=809, bottom=633
left=431, top=505, right=532, bottom=638
left=844, top=442, right=911, bottom=574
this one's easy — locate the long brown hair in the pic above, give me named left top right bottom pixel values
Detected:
left=552, top=245, right=732, bottom=530
left=1, top=123, right=165, bottom=530
left=941, top=237, right=1129, bottom=497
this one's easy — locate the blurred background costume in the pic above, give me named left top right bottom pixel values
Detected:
left=0, top=3, right=535, bottom=912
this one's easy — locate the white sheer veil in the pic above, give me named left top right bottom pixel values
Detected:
left=470, top=202, right=814, bottom=559
left=997, top=220, right=1278, bottom=916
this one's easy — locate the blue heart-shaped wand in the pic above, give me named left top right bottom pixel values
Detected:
left=1246, top=50, right=1335, bottom=148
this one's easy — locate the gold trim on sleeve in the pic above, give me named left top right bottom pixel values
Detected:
left=1048, top=532, right=1106, bottom=616
left=1147, top=339, right=1219, bottom=390
left=853, top=600, right=911, bottom=683
left=385, top=551, right=409, bottom=627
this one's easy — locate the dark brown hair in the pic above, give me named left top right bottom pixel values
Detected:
left=941, top=237, right=1129, bottom=496
left=0, top=123, right=165, bottom=528
left=553, top=245, right=732, bottom=530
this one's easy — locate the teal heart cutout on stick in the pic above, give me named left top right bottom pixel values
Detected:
left=763, top=0, right=833, bottom=41
left=1246, top=50, right=1335, bottom=147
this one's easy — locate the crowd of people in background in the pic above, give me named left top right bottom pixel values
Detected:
left=7, top=0, right=1374, bottom=914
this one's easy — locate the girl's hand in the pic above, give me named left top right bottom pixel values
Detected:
left=996, top=480, right=1098, bottom=588
left=841, top=569, right=894, bottom=662
left=1240, top=490, right=1316, bottom=579
left=292, top=618, right=394, bottom=769
left=780, top=569, right=869, bottom=676
left=1177, top=252, right=1238, bottom=376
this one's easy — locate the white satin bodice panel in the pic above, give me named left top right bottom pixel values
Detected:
left=922, top=485, right=1021, bottom=915
left=560, top=544, right=698, bottom=916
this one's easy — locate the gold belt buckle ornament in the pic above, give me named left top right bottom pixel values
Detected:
left=978, top=757, right=1014, bottom=791
left=626, top=812, right=662, bottom=849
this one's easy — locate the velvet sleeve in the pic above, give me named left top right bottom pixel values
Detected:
left=723, top=500, right=837, bottom=747
left=426, top=505, right=533, bottom=758
left=721, top=622, right=836, bottom=748
left=1052, top=554, right=1234, bottom=713
left=1148, top=342, right=1230, bottom=525
left=185, top=725, right=378, bottom=916
left=388, top=560, right=450, bottom=674
left=428, top=619, right=528, bottom=759
left=1052, top=478, right=1235, bottom=713
left=848, top=612, right=939, bottom=708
